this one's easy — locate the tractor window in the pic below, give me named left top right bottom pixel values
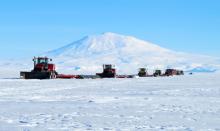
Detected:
left=139, top=68, right=146, bottom=72
left=104, top=65, right=112, bottom=69
left=37, top=58, right=48, bottom=64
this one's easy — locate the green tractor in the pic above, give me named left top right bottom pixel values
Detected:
left=153, top=70, right=162, bottom=77
left=138, top=68, right=148, bottom=77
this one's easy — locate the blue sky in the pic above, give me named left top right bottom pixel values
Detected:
left=0, top=0, right=220, bottom=59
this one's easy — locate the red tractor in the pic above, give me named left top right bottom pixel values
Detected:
left=20, top=57, right=57, bottom=79
left=96, top=64, right=116, bottom=78
left=164, top=69, right=184, bottom=76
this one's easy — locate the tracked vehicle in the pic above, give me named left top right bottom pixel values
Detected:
left=20, top=57, right=57, bottom=79
left=153, top=70, right=162, bottom=77
left=96, top=64, right=116, bottom=78
left=138, top=68, right=148, bottom=77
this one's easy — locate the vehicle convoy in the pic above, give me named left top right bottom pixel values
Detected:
left=137, top=68, right=184, bottom=77
left=96, top=64, right=116, bottom=78
left=20, top=57, right=184, bottom=79
left=20, top=57, right=57, bottom=79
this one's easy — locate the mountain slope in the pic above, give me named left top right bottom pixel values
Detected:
left=45, top=32, right=220, bottom=74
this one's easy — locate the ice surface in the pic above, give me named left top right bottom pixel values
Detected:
left=0, top=73, right=220, bottom=130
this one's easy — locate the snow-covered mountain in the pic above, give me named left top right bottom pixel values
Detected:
left=44, top=32, right=220, bottom=74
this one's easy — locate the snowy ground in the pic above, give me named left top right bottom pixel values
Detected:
left=0, top=73, right=220, bottom=131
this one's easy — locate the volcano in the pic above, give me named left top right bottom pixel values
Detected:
left=45, top=32, right=220, bottom=74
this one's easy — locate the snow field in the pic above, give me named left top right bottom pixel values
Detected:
left=0, top=73, right=220, bottom=130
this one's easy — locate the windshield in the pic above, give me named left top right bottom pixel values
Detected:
left=104, top=65, right=112, bottom=69
left=37, top=58, right=48, bottom=64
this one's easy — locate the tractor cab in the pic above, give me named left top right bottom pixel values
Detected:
left=96, top=64, right=116, bottom=78
left=33, top=57, right=52, bottom=65
left=153, top=69, right=162, bottom=77
left=138, top=68, right=148, bottom=77
left=33, top=57, right=55, bottom=72
left=103, top=64, right=114, bottom=71
left=33, top=57, right=52, bottom=64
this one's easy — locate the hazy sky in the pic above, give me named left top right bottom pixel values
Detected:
left=0, top=0, right=220, bottom=59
